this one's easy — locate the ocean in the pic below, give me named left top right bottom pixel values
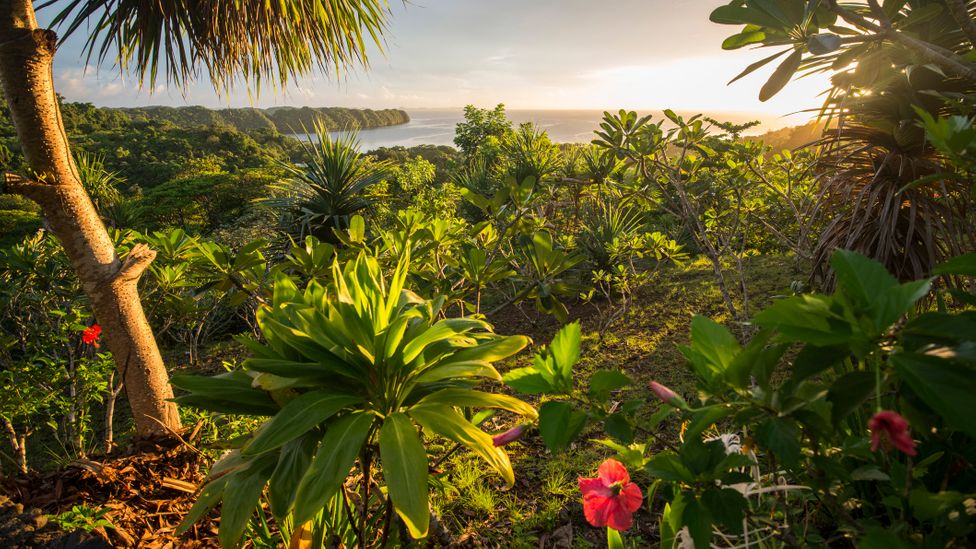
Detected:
left=290, top=108, right=804, bottom=151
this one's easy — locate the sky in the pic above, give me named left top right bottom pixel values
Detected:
left=42, top=0, right=831, bottom=119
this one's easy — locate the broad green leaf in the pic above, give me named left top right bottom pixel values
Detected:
left=589, top=370, right=632, bottom=401
left=759, top=49, right=802, bottom=101
left=722, top=29, right=766, bottom=50
left=412, top=388, right=536, bottom=419
left=410, top=405, right=514, bottom=485
left=893, top=353, right=976, bottom=438
left=682, top=497, right=713, bottom=549
left=176, top=476, right=229, bottom=535
left=538, top=401, right=588, bottom=453
left=220, top=456, right=276, bottom=548
left=753, top=294, right=854, bottom=346
left=645, top=452, right=695, bottom=482
left=689, top=316, right=741, bottom=373
left=502, top=367, right=555, bottom=394
left=293, top=412, right=374, bottom=524
left=268, top=434, right=317, bottom=522
left=827, top=371, right=876, bottom=425
left=934, top=253, right=976, bottom=276
left=379, top=413, right=429, bottom=539
left=171, top=371, right=278, bottom=412
left=793, top=344, right=850, bottom=382
left=413, top=360, right=501, bottom=384
left=701, top=488, right=747, bottom=534
left=755, top=418, right=801, bottom=466
left=550, top=321, right=582, bottom=384
left=831, top=249, right=897, bottom=306
left=244, top=391, right=359, bottom=456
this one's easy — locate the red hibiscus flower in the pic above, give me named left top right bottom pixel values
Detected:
left=82, top=324, right=102, bottom=348
left=868, top=410, right=917, bottom=457
left=578, top=458, right=643, bottom=531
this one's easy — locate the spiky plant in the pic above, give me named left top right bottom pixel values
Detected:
left=263, top=122, right=390, bottom=243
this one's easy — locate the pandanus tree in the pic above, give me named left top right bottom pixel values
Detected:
left=0, top=0, right=389, bottom=436
left=710, top=0, right=976, bottom=281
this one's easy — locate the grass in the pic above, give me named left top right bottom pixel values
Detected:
left=430, top=253, right=798, bottom=546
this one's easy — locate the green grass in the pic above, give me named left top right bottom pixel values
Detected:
left=435, top=253, right=798, bottom=545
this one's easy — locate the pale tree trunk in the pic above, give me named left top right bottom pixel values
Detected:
left=0, top=0, right=181, bottom=437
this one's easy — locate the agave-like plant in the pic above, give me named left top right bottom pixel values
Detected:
left=174, top=251, right=534, bottom=546
left=263, top=122, right=390, bottom=243
left=579, top=199, right=646, bottom=271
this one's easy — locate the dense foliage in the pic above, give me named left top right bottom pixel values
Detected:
left=1, top=1, right=975, bottom=547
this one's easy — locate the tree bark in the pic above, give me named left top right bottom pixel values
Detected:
left=0, top=0, right=180, bottom=436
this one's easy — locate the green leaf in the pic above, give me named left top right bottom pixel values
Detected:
left=409, top=404, right=514, bottom=485
left=412, top=388, right=536, bottom=418
left=859, top=527, right=913, bottom=549
left=893, top=353, right=976, bottom=438
left=755, top=418, right=801, bottom=466
left=550, top=321, right=582, bottom=384
left=589, top=370, right=632, bottom=401
left=689, top=316, right=741, bottom=373
left=832, top=249, right=897, bottom=303
left=292, top=412, right=374, bottom=524
left=850, top=465, right=890, bottom=481
left=502, top=367, right=555, bottom=394
left=176, top=476, right=229, bottom=535
left=267, top=434, right=317, bottom=522
left=170, top=371, right=278, bottom=414
left=759, top=49, right=802, bottom=102
left=682, top=497, right=713, bottom=548
left=827, top=371, right=876, bottom=425
left=538, top=401, right=588, bottom=453
left=701, top=488, right=748, bottom=534
left=607, top=527, right=625, bottom=549
left=794, top=345, right=850, bottom=382
left=934, top=253, right=976, bottom=276
left=603, top=413, right=634, bottom=444
left=220, top=456, right=276, bottom=548
left=645, top=452, right=694, bottom=482
left=753, top=294, right=853, bottom=346
left=723, top=29, right=767, bottom=50
left=728, top=48, right=790, bottom=85
left=379, top=413, right=429, bottom=539
left=244, top=391, right=359, bottom=456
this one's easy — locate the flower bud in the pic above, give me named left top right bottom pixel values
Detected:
left=492, top=424, right=529, bottom=447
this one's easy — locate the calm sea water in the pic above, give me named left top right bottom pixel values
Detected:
left=291, top=108, right=800, bottom=151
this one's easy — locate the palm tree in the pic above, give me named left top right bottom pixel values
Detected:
left=264, top=122, right=389, bottom=243
left=0, top=0, right=389, bottom=436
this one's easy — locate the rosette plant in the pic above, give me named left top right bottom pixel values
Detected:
left=174, top=251, right=535, bottom=547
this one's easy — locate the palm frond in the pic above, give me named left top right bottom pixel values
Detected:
left=45, top=0, right=390, bottom=91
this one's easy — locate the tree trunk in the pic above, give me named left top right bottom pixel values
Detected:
left=0, top=0, right=180, bottom=437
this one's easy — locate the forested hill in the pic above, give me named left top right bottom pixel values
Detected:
left=101, top=105, right=410, bottom=133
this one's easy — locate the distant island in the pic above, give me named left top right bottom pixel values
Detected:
left=98, top=105, right=410, bottom=133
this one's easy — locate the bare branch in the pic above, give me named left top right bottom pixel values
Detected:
left=115, top=243, right=157, bottom=283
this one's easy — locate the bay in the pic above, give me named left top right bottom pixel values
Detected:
left=289, top=108, right=801, bottom=151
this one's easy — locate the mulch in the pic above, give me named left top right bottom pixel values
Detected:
left=0, top=434, right=219, bottom=548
